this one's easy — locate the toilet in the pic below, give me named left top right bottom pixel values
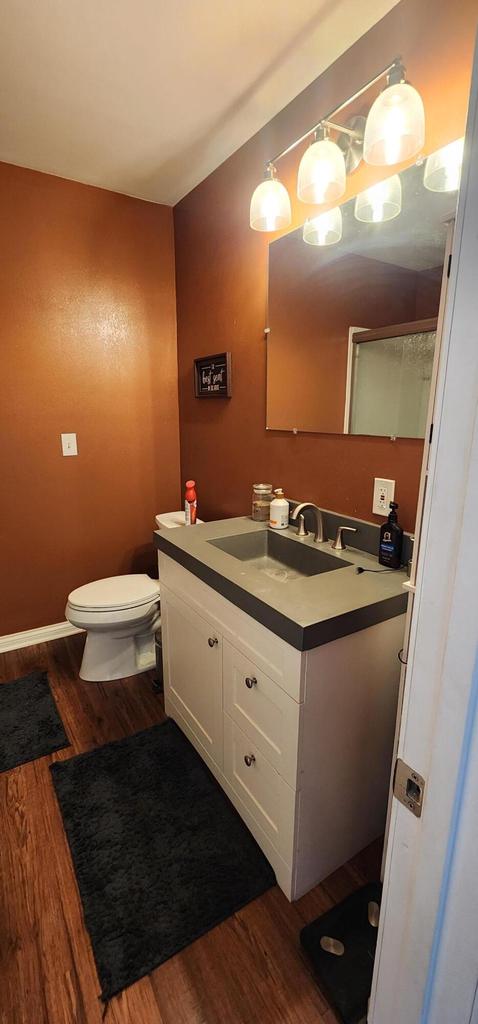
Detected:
left=66, top=510, right=203, bottom=682
left=66, top=574, right=161, bottom=682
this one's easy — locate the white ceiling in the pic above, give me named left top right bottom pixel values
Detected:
left=0, top=0, right=399, bottom=206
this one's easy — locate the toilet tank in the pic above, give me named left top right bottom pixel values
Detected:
left=155, top=510, right=204, bottom=530
left=155, top=511, right=204, bottom=579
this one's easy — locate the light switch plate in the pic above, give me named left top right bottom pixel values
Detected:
left=61, top=432, right=78, bottom=456
left=373, top=477, right=395, bottom=516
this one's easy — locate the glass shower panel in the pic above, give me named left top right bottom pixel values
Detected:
left=350, top=331, right=436, bottom=438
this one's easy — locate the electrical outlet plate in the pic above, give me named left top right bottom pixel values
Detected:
left=373, top=477, right=395, bottom=516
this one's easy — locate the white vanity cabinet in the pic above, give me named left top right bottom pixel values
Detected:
left=159, top=551, right=405, bottom=900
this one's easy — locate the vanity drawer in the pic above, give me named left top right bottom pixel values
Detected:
left=223, top=713, right=296, bottom=865
left=223, top=640, right=300, bottom=788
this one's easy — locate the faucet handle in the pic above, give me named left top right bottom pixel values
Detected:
left=296, top=514, right=309, bottom=538
left=331, top=525, right=357, bottom=551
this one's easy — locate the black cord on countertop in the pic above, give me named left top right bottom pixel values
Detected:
left=355, top=566, right=397, bottom=574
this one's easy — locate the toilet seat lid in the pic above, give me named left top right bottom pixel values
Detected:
left=68, top=574, right=160, bottom=612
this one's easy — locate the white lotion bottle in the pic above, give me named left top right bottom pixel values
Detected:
left=269, top=488, right=289, bottom=530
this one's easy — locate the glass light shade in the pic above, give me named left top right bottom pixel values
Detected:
left=364, top=82, right=425, bottom=166
left=249, top=176, right=291, bottom=231
left=303, top=207, right=342, bottom=246
left=355, top=174, right=402, bottom=223
left=297, top=138, right=346, bottom=204
left=424, top=138, right=464, bottom=192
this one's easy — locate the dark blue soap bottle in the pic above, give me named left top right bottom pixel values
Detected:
left=379, top=501, right=403, bottom=569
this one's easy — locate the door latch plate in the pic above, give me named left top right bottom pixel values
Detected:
left=393, top=759, right=425, bottom=817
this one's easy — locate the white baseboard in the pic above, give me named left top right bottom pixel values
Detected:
left=0, top=621, right=84, bottom=654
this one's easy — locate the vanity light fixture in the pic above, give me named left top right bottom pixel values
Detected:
left=303, top=207, right=342, bottom=246
left=249, top=162, right=291, bottom=232
left=297, top=125, right=346, bottom=205
left=250, top=58, right=425, bottom=232
left=363, top=61, right=425, bottom=166
left=354, top=173, right=402, bottom=223
left=423, top=137, right=464, bottom=192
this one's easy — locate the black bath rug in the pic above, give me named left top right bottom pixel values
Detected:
left=0, top=670, right=70, bottom=773
left=300, top=882, right=382, bottom=1024
left=51, top=718, right=275, bottom=1000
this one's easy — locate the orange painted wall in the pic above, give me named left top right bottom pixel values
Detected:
left=0, top=162, right=180, bottom=634
left=174, top=0, right=476, bottom=532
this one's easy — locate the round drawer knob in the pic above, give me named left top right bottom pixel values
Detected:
left=244, top=753, right=256, bottom=767
left=208, top=637, right=218, bottom=648
left=245, top=676, right=257, bottom=689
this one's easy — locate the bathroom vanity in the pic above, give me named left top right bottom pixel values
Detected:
left=155, top=517, right=407, bottom=900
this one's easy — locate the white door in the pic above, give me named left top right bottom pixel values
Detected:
left=370, top=33, right=478, bottom=1024
left=161, top=586, right=224, bottom=767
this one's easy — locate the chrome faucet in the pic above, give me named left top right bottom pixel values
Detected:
left=290, top=502, right=325, bottom=543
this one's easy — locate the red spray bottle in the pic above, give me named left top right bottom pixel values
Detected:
left=185, top=480, right=197, bottom=525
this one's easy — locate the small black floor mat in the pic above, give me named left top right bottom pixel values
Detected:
left=300, top=882, right=382, bottom=1024
left=0, top=670, right=70, bottom=773
left=51, top=718, right=276, bottom=1001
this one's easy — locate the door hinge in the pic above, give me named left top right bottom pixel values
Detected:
left=447, top=252, right=452, bottom=277
left=393, top=758, right=425, bottom=818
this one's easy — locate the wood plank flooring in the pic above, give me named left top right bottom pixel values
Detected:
left=0, top=634, right=382, bottom=1024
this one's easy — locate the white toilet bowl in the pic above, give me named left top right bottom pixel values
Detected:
left=66, top=574, right=161, bottom=682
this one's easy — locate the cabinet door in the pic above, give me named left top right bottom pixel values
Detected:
left=161, top=586, right=223, bottom=767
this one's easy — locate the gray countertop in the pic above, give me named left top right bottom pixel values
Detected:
left=154, top=516, right=408, bottom=651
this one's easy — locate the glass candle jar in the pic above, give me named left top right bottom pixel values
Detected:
left=252, top=483, right=273, bottom=521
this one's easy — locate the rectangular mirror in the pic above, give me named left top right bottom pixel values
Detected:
left=266, top=154, right=457, bottom=438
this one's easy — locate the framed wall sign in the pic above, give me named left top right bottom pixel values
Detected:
left=194, top=352, right=232, bottom=398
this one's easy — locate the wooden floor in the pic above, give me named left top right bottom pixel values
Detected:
left=0, top=634, right=382, bottom=1024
